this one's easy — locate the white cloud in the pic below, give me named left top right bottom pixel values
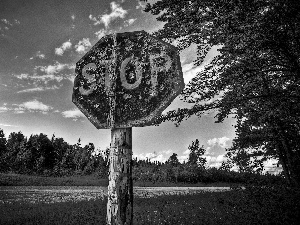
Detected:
left=39, top=62, right=74, bottom=74
left=182, top=62, right=205, bottom=84
left=55, top=40, right=72, bottom=56
left=124, top=18, right=136, bottom=27
left=17, top=85, right=60, bottom=93
left=0, top=106, right=9, bottom=113
left=136, top=1, right=146, bottom=10
left=30, top=74, right=64, bottom=82
left=75, top=38, right=91, bottom=54
left=0, top=123, right=17, bottom=127
left=1, top=19, right=13, bottom=26
left=95, top=29, right=107, bottom=39
left=207, top=136, right=230, bottom=148
left=62, top=108, right=85, bottom=118
left=20, top=100, right=52, bottom=112
left=17, top=87, right=44, bottom=93
left=14, top=71, right=71, bottom=93
left=89, top=2, right=127, bottom=28
left=134, top=149, right=173, bottom=163
left=36, top=51, right=45, bottom=59
left=204, top=154, right=226, bottom=168
left=15, top=73, right=29, bottom=79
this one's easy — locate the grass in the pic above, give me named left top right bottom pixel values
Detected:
left=0, top=172, right=108, bottom=186
left=0, top=172, right=232, bottom=187
left=0, top=186, right=299, bottom=225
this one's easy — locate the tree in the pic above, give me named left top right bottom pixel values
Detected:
left=0, top=129, right=6, bottom=154
left=166, top=153, right=180, bottom=167
left=143, top=0, right=300, bottom=186
left=188, top=139, right=206, bottom=168
left=0, top=129, right=7, bottom=171
left=5, top=131, right=26, bottom=172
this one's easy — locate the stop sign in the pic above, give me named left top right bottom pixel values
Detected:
left=72, top=30, right=184, bottom=128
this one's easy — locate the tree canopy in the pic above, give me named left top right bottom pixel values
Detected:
left=143, top=0, right=300, bottom=186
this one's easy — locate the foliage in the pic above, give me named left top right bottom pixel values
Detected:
left=187, top=139, right=206, bottom=168
left=166, top=153, right=180, bottom=167
left=0, top=127, right=285, bottom=186
left=143, top=0, right=300, bottom=187
left=0, top=129, right=7, bottom=172
left=0, top=128, right=108, bottom=177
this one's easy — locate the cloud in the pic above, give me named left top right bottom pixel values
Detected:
left=38, top=62, right=74, bottom=75
left=0, top=18, right=20, bottom=34
left=89, top=2, right=127, bottom=28
left=207, top=136, right=230, bottom=148
left=14, top=70, right=74, bottom=94
left=75, top=38, right=91, bottom=54
left=15, top=73, right=29, bottom=79
left=8, top=100, right=53, bottom=114
left=182, top=62, right=205, bottom=84
left=95, top=29, right=107, bottom=39
left=1, top=19, right=13, bottom=26
left=36, top=51, right=45, bottom=59
left=15, top=73, right=64, bottom=83
left=0, top=106, right=9, bottom=113
left=124, top=18, right=136, bottom=27
left=55, top=40, right=72, bottom=56
left=136, top=1, right=146, bottom=10
left=204, top=154, right=226, bottom=168
left=20, top=100, right=52, bottom=112
left=1, top=101, right=53, bottom=114
left=62, top=108, right=85, bottom=119
left=0, top=123, right=18, bottom=127
left=133, top=149, right=173, bottom=163
left=17, top=85, right=60, bottom=93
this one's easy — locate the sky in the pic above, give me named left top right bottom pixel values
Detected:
left=0, top=0, right=278, bottom=172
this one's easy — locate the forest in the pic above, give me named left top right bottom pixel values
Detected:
left=0, top=128, right=283, bottom=186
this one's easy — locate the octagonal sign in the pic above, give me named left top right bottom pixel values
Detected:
left=72, top=30, right=184, bottom=129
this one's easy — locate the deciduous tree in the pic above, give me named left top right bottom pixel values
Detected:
left=143, top=0, right=300, bottom=186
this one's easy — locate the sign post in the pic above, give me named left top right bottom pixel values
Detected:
left=72, top=31, right=184, bottom=224
left=107, top=128, right=133, bottom=224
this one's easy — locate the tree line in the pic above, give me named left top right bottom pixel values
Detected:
left=0, top=128, right=108, bottom=177
left=0, top=128, right=283, bottom=185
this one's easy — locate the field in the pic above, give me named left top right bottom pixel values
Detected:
left=0, top=172, right=231, bottom=187
left=1, top=173, right=300, bottom=224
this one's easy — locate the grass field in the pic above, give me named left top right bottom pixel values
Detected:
left=0, top=187, right=299, bottom=225
left=1, top=173, right=299, bottom=224
left=0, top=172, right=231, bottom=187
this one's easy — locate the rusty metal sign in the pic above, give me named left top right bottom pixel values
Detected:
left=72, top=30, right=184, bottom=128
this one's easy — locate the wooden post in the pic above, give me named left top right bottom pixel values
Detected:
left=107, top=128, right=133, bottom=225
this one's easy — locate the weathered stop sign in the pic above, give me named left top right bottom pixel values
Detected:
left=72, top=30, right=184, bottom=128
left=72, top=31, right=184, bottom=225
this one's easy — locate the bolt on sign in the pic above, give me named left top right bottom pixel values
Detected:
left=72, top=31, right=184, bottom=225
left=72, top=30, right=184, bottom=129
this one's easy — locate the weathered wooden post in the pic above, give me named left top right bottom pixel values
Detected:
left=72, top=31, right=184, bottom=225
left=107, top=128, right=133, bottom=224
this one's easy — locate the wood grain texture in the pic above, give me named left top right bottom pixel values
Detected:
left=107, top=128, right=133, bottom=225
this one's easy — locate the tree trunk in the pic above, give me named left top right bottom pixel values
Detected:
left=107, top=128, right=133, bottom=225
left=280, top=137, right=299, bottom=187
left=275, top=142, right=291, bottom=185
